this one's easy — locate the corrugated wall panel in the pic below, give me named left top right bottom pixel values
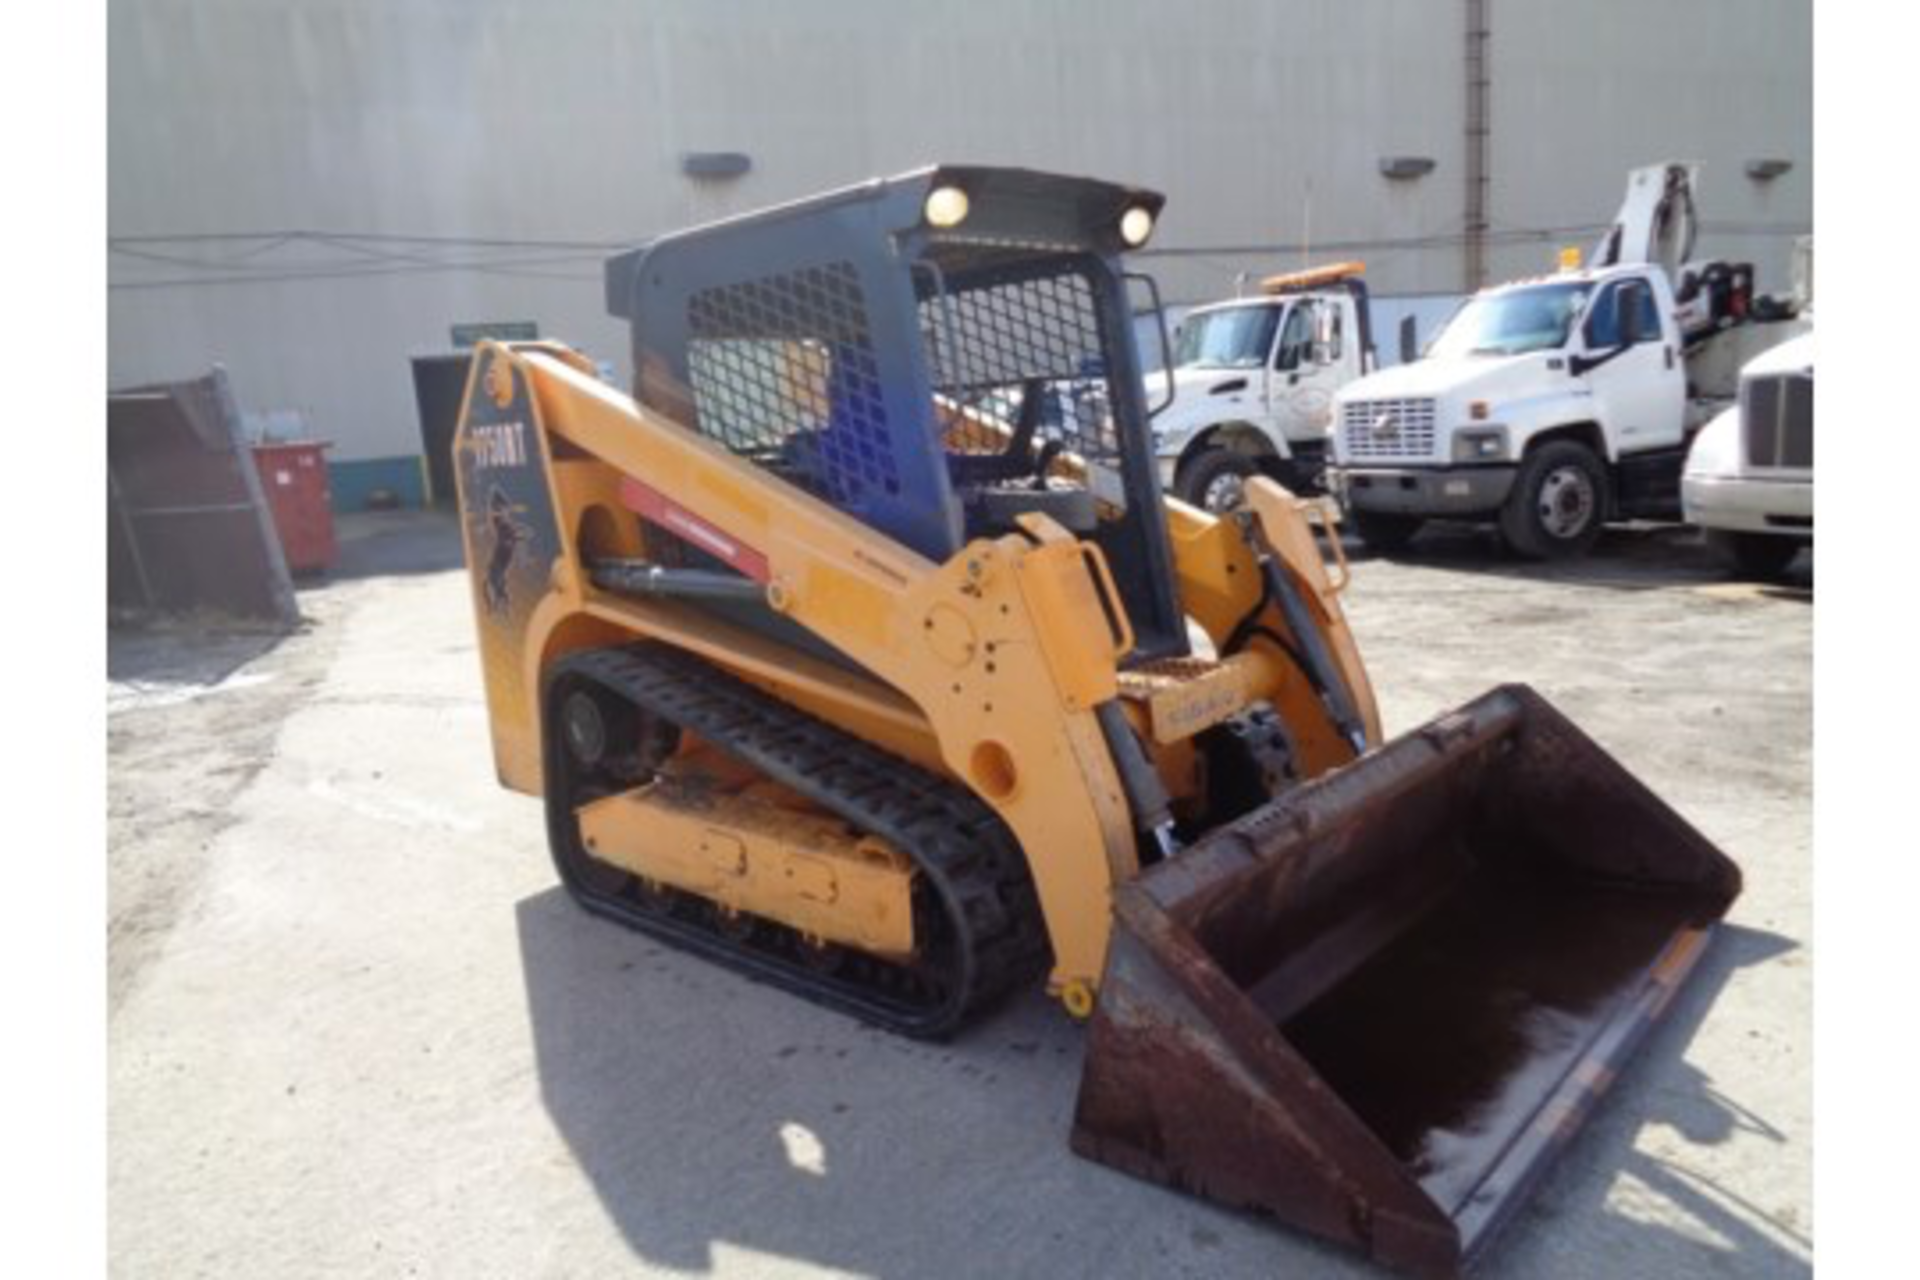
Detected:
left=108, top=0, right=1810, bottom=469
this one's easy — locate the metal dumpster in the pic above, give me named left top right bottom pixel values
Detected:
left=252, top=440, right=337, bottom=575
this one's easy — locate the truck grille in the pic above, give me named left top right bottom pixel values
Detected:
left=1340, top=397, right=1437, bottom=460
left=1742, top=373, right=1813, bottom=472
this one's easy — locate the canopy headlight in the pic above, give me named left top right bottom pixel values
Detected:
left=1119, top=205, right=1155, bottom=248
left=924, top=185, right=970, bottom=229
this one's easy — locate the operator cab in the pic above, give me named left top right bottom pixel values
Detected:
left=607, top=164, right=1190, bottom=660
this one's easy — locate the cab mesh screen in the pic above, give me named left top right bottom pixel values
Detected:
left=919, top=265, right=1123, bottom=473
left=684, top=261, right=901, bottom=506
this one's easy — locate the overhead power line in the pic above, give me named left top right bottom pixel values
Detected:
left=107, top=228, right=647, bottom=290
left=107, top=221, right=1812, bottom=292
left=1132, top=220, right=1811, bottom=260
left=108, top=229, right=634, bottom=250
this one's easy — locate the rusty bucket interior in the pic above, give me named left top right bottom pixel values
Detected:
left=1071, top=685, right=1741, bottom=1277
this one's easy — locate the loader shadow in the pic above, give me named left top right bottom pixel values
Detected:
left=1348, top=522, right=1814, bottom=595
left=514, top=887, right=1081, bottom=1278
left=1482, top=923, right=1810, bottom=1279
left=520, top=885, right=1807, bottom=1279
left=516, top=886, right=1382, bottom=1279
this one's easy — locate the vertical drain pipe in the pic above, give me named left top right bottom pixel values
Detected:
left=1464, top=0, right=1491, bottom=291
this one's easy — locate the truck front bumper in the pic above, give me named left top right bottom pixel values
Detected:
left=1329, top=465, right=1516, bottom=516
left=1681, top=473, right=1813, bottom=537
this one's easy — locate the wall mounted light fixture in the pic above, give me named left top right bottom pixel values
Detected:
left=1745, top=158, right=1793, bottom=182
left=1379, top=156, right=1437, bottom=180
left=681, top=152, right=752, bottom=180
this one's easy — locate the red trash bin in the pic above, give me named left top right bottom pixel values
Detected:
left=252, top=441, right=337, bottom=575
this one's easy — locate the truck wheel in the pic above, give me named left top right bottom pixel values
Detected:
left=1348, top=509, right=1424, bottom=553
left=1500, top=440, right=1609, bottom=560
left=1178, top=450, right=1260, bottom=514
left=1705, top=530, right=1802, bottom=579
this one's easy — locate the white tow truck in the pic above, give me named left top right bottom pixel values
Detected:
left=1148, top=262, right=1380, bottom=511
left=1327, top=163, right=1810, bottom=558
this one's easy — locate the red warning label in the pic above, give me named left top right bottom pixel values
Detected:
left=618, top=478, right=771, bottom=583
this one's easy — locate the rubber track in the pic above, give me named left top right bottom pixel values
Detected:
left=546, top=642, right=1049, bottom=1039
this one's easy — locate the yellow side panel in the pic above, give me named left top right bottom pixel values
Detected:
left=1013, top=536, right=1128, bottom=713
left=801, top=563, right=896, bottom=653
left=577, top=776, right=917, bottom=959
left=452, top=348, right=572, bottom=794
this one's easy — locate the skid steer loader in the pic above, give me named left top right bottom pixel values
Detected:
left=452, top=165, right=1740, bottom=1276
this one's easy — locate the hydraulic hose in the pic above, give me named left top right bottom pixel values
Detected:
left=1243, top=523, right=1369, bottom=758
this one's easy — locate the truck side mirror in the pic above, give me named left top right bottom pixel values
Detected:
left=1398, top=315, right=1419, bottom=364
left=1310, top=305, right=1338, bottom=365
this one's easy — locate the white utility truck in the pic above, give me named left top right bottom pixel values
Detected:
left=1683, top=326, right=1813, bottom=577
left=1148, top=262, right=1380, bottom=511
left=1327, top=163, right=1809, bottom=558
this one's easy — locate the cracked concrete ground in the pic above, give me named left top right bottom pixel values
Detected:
left=108, top=512, right=1810, bottom=1279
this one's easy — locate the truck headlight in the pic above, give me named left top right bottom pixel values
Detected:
left=1452, top=426, right=1509, bottom=462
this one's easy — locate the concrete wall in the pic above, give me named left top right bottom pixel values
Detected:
left=108, top=0, right=1811, bottom=491
left=1485, top=3, right=1812, bottom=284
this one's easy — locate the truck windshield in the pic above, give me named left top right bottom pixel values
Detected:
left=1173, top=305, right=1282, bottom=369
left=1428, top=282, right=1591, bottom=358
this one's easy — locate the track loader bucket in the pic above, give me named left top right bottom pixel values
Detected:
left=1071, top=685, right=1740, bottom=1277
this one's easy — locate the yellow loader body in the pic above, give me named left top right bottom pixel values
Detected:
left=453, top=166, right=1739, bottom=1276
